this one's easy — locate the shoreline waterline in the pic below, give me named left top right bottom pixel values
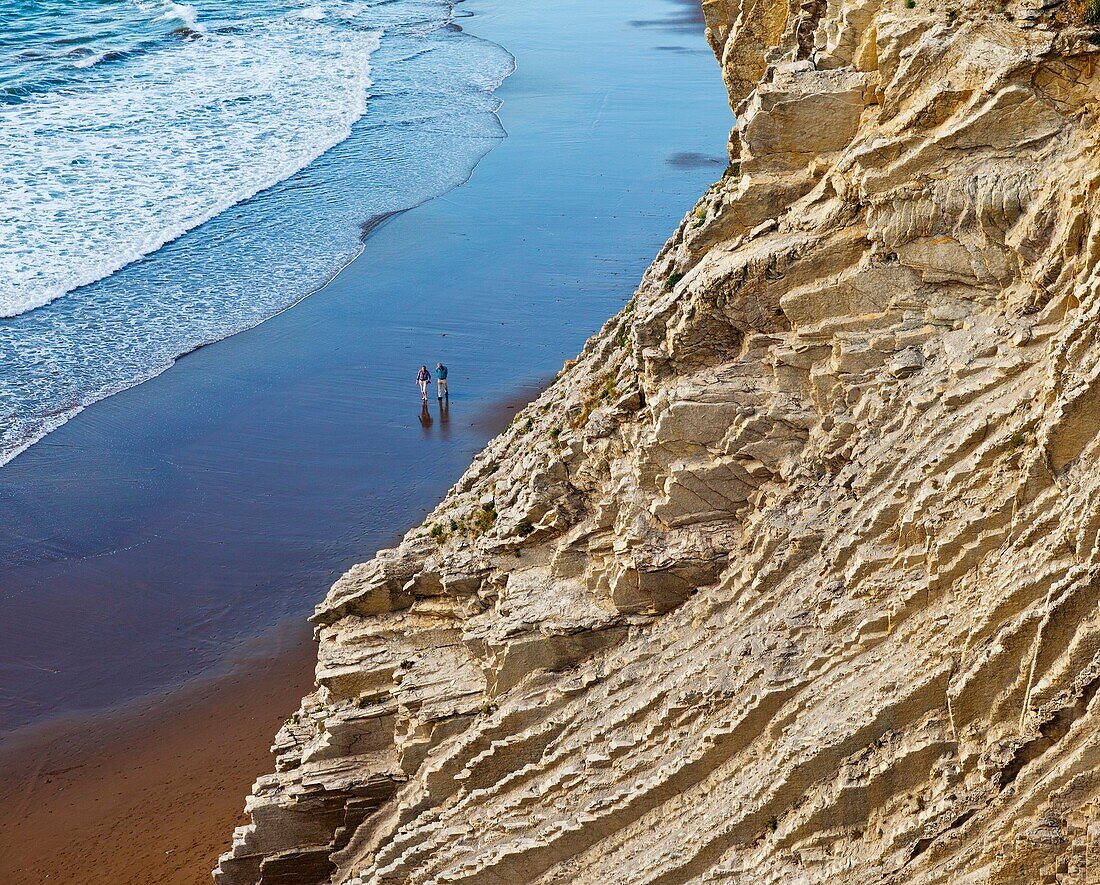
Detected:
left=0, top=0, right=517, bottom=466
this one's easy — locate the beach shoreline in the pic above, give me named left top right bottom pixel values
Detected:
left=0, top=2, right=517, bottom=469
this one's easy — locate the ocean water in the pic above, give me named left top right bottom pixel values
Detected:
left=0, top=0, right=513, bottom=463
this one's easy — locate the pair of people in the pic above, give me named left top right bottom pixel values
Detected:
left=416, top=363, right=448, bottom=402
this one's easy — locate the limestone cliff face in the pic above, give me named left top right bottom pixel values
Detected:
left=217, top=0, right=1100, bottom=882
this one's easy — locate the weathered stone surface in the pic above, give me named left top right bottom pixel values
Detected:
left=217, top=1, right=1100, bottom=882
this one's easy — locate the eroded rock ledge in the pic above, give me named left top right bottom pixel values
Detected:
left=218, top=0, right=1100, bottom=881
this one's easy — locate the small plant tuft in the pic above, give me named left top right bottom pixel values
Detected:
left=355, top=690, right=387, bottom=709
left=766, top=816, right=779, bottom=833
left=1009, top=431, right=1027, bottom=448
left=599, top=373, right=620, bottom=402
left=904, top=0, right=915, bottom=8
left=472, top=506, right=497, bottom=535
left=1085, top=0, right=1100, bottom=22
left=517, top=519, right=535, bottom=537
left=664, top=271, right=685, bottom=292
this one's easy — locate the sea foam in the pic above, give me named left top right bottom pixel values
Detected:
left=0, top=0, right=515, bottom=467
left=0, top=2, right=380, bottom=318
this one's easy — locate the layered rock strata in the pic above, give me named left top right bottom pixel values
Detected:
left=218, top=0, right=1100, bottom=881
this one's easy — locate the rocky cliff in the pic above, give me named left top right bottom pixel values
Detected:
left=216, top=0, right=1100, bottom=881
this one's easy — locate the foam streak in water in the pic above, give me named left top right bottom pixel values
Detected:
left=0, top=6, right=380, bottom=317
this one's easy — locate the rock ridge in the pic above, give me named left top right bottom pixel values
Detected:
left=218, top=0, right=1100, bottom=881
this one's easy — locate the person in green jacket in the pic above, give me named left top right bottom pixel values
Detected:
left=435, top=362, right=449, bottom=400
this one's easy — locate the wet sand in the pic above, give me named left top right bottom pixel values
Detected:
left=0, top=623, right=315, bottom=885
left=0, top=385, right=543, bottom=885
left=468, top=377, right=553, bottom=435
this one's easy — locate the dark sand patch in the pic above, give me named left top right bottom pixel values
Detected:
left=654, top=44, right=710, bottom=53
left=667, top=151, right=726, bottom=170
left=631, top=0, right=707, bottom=30
left=469, top=377, right=552, bottom=435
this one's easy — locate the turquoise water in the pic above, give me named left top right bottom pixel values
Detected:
left=0, top=0, right=512, bottom=461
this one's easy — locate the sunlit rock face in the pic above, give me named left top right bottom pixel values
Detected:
left=218, top=0, right=1100, bottom=882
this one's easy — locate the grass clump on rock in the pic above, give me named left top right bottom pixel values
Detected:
left=472, top=505, right=497, bottom=535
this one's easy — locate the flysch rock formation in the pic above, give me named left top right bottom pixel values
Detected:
left=217, top=0, right=1100, bottom=881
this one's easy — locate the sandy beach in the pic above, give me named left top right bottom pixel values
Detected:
left=0, top=623, right=315, bottom=885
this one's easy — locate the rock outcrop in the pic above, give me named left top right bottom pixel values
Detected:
left=217, top=0, right=1100, bottom=881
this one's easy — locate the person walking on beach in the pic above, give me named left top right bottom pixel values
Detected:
left=416, top=365, right=431, bottom=402
left=435, top=362, right=448, bottom=400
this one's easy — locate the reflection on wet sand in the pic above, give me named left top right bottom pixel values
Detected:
left=420, top=397, right=451, bottom=435
left=438, top=397, right=451, bottom=435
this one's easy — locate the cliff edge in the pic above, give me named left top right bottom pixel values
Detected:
left=217, top=0, right=1100, bottom=881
